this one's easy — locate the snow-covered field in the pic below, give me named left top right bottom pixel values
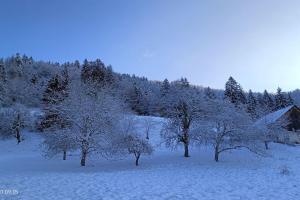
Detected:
left=1, top=117, right=300, bottom=200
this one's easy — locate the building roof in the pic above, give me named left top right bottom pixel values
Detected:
left=254, top=105, right=295, bottom=128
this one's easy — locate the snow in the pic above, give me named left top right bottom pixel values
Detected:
left=255, top=105, right=294, bottom=127
left=1, top=116, right=300, bottom=200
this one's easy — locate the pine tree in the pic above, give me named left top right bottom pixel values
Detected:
left=262, top=90, right=274, bottom=112
left=224, top=76, right=246, bottom=105
left=274, top=87, right=287, bottom=110
left=246, top=90, right=258, bottom=119
left=159, top=79, right=171, bottom=116
left=40, top=74, right=69, bottom=130
left=160, top=79, right=170, bottom=97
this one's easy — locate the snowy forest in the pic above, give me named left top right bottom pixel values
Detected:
left=0, top=53, right=299, bottom=167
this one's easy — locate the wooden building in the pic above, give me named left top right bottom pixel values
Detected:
left=255, top=105, right=300, bottom=143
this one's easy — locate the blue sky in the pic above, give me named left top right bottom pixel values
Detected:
left=1, top=0, right=300, bottom=92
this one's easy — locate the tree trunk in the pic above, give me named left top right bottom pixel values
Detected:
left=183, top=128, right=190, bottom=157
left=80, top=150, right=87, bottom=166
left=264, top=141, right=269, bottom=150
left=16, top=128, right=21, bottom=144
left=135, top=154, right=140, bottom=166
left=15, top=114, right=21, bottom=144
left=214, top=147, right=219, bottom=162
left=146, top=127, right=149, bottom=140
left=63, top=150, right=67, bottom=160
left=184, top=142, right=189, bottom=157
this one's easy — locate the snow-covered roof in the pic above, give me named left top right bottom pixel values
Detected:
left=254, top=105, right=295, bottom=128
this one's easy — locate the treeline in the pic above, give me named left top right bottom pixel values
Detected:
left=0, top=54, right=298, bottom=117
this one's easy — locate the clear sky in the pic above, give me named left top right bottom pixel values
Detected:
left=1, top=0, right=300, bottom=92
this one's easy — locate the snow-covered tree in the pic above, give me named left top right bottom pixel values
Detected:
left=246, top=90, right=258, bottom=119
left=58, top=81, right=124, bottom=166
left=123, top=134, right=153, bottom=166
left=40, top=73, right=69, bottom=130
left=0, top=104, right=28, bottom=144
left=161, top=89, right=203, bottom=158
left=116, top=115, right=154, bottom=166
left=195, top=99, right=264, bottom=162
left=255, top=115, right=293, bottom=149
left=159, top=78, right=171, bottom=116
left=224, top=76, right=246, bottom=106
left=42, top=128, right=77, bottom=160
left=142, top=117, right=157, bottom=140
left=160, top=78, right=170, bottom=97
left=275, top=87, right=288, bottom=110
left=262, top=90, right=274, bottom=113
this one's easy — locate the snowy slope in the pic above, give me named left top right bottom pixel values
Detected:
left=1, top=117, right=300, bottom=200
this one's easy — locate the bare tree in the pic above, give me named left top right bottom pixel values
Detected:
left=42, top=128, right=77, bottom=160
left=161, top=90, right=203, bottom=158
left=196, top=100, right=265, bottom=162
left=141, top=117, right=157, bottom=140
left=0, top=104, right=28, bottom=144
left=118, top=115, right=153, bottom=166
left=123, top=134, right=153, bottom=166
left=254, top=109, right=294, bottom=149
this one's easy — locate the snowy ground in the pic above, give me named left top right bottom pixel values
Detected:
left=1, top=116, right=300, bottom=200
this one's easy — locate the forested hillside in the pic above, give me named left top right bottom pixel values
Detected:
left=1, top=53, right=298, bottom=115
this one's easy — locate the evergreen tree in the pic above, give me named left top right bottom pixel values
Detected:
left=274, top=87, right=287, bottom=110
left=262, top=90, right=274, bottom=112
left=159, top=79, right=171, bottom=116
left=246, top=90, right=257, bottom=119
left=40, top=74, right=69, bottom=130
left=224, top=76, right=246, bottom=105
left=160, top=79, right=170, bottom=97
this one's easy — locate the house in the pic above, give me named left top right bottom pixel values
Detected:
left=255, top=105, right=300, bottom=143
